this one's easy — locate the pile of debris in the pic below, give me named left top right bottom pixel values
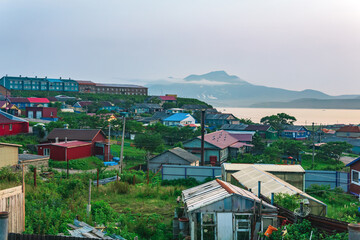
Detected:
left=68, top=219, right=126, bottom=239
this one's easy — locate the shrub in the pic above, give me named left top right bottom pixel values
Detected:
left=111, top=181, right=130, bottom=194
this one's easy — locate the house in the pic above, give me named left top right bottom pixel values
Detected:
left=149, top=147, right=199, bottom=172
left=0, top=110, right=29, bottom=136
left=162, top=113, right=196, bottom=126
left=25, top=107, right=58, bottom=121
left=8, top=97, right=30, bottom=109
left=137, top=112, right=171, bottom=125
left=37, top=141, right=92, bottom=161
left=0, top=142, right=22, bottom=168
left=158, top=95, right=177, bottom=104
left=73, top=101, right=93, bottom=112
left=27, top=98, right=50, bottom=107
left=165, top=108, right=184, bottom=114
left=205, top=113, right=239, bottom=127
left=245, top=124, right=278, bottom=139
left=0, top=86, right=10, bottom=98
left=322, top=136, right=360, bottom=154
left=346, top=157, right=360, bottom=196
left=0, top=101, right=21, bottom=116
left=221, top=163, right=305, bottom=190
left=183, top=130, right=253, bottom=165
left=18, top=154, right=49, bottom=171
left=182, top=104, right=210, bottom=114
left=46, top=128, right=111, bottom=161
left=131, top=103, right=163, bottom=114
left=181, top=179, right=278, bottom=240
left=231, top=166, right=327, bottom=216
left=280, top=125, right=310, bottom=140
left=336, top=125, right=360, bottom=138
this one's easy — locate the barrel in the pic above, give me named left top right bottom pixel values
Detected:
left=348, top=223, right=360, bottom=240
left=173, top=217, right=179, bottom=239
left=179, top=217, right=189, bottom=237
left=0, top=212, right=9, bottom=240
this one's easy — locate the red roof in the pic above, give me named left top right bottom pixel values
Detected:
left=39, top=140, right=91, bottom=148
left=27, top=98, right=50, bottom=103
left=198, top=130, right=239, bottom=149
left=337, top=125, right=360, bottom=133
left=0, top=112, right=25, bottom=124
left=159, top=96, right=176, bottom=101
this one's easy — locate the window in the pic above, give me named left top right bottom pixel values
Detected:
left=9, top=124, right=12, bottom=131
left=352, top=170, right=360, bottom=185
left=44, top=148, right=50, bottom=156
left=198, top=213, right=216, bottom=240
left=235, top=214, right=252, bottom=240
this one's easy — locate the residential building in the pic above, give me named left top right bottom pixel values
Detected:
left=46, top=128, right=111, bottom=161
left=162, top=113, right=196, bottom=126
left=38, top=141, right=92, bottom=161
left=157, top=95, right=177, bottom=105
left=0, top=75, right=78, bottom=92
left=183, top=130, right=253, bottom=165
left=280, top=125, right=310, bottom=140
left=336, top=125, right=360, bottom=138
left=322, top=136, right=360, bottom=154
left=0, top=85, right=10, bottom=97
left=346, top=157, right=360, bottom=196
left=221, top=163, right=305, bottom=190
left=137, top=112, right=171, bottom=125
left=77, top=80, right=148, bottom=95
left=131, top=103, right=163, bottom=114
left=18, top=154, right=49, bottom=171
left=165, top=108, right=184, bottom=114
left=0, top=110, right=29, bottom=136
left=149, top=147, right=199, bottom=172
left=205, top=113, right=239, bottom=126
left=9, top=97, right=49, bottom=109
left=0, top=101, right=21, bottom=116
left=25, top=107, right=58, bottom=121
left=181, top=179, right=278, bottom=240
left=0, top=142, right=22, bottom=168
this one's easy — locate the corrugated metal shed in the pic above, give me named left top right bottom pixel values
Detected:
left=231, top=166, right=327, bottom=216
left=222, top=163, right=305, bottom=173
left=182, top=179, right=276, bottom=213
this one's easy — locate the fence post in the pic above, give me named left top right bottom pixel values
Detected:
left=33, top=167, right=37, bottom=188
left=212, top=168, right=215, bottom=179
left=97, top=169, right=99, bottom=188
left=258, top=181, right=261, bottom=197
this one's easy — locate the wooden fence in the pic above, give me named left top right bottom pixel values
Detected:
left=0, top=186, right=24, bottom=233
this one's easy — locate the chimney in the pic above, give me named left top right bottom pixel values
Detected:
left=55, top=137, right=59, bottom=143
left=0, top=212, right=9, bottom=240
left=65, top=137, right=68, bottom=143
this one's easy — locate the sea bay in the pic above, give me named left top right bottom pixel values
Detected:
left=217, top=107, right=360, bottom=125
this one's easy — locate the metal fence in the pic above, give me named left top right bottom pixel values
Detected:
left=305, top=170, right=349, bottom=192
left=161, top=165, right=221, bottom=182
left=0, top=186, right=24, bottom=233
left=8, top=233, right=95, bottom=240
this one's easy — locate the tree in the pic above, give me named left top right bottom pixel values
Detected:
left=134, top=133, right=164, bottom=154
left=271, top=139, right=305, bottom=160
left=239, top=118, right=254, bottom=125
left=260, top=113, right=296, bottom=130
left=317, top=141, right=353, bottom=161
left=251, top=133, right=265, bottom=154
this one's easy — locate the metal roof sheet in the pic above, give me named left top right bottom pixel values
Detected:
left=231, top=166, right=326, bottom=207
left=163, top=113, right=193, bottom=122
left=197, top=130, right=239, bottom=149
left=182, top=179, right=276, bottom=212
left=222, top=163, right=305, bottom=173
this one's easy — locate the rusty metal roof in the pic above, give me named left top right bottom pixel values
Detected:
left=182, top=179, right=276, bottom=212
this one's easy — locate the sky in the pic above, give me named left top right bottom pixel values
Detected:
left=0, top=0, right=359, bottom=95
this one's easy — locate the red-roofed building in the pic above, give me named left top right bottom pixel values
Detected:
left=183, top=130, right=252, bottom=165
left=157, top=95, right=177, bottom=105
left=336, top=125, right=360, bottom=139
left=37, top=140, right=92, bottom=161
left=0, top=110, right=29, bottom=136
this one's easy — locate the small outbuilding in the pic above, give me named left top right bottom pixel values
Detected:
left=181, top=179, right=278, bottom=240
left=37, top=141, right=92, bottom=161
left=222, top=163, right=305, bottom=190
left=149, top=147, right=199, bottom=172
left=346, top=156, right=360, bottom=196
left=18, top=154, right=49, bottom=171
left=0, top=142, right=22, bottom=168
left=26, top=107, right=58, bottom=121
left=231, top=166, right=327, bottom=216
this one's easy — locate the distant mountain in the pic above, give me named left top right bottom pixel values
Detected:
left=146, top=71, right=360, bottom=107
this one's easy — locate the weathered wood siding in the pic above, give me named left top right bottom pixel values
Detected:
left=0, top=186, right=24, bottom=233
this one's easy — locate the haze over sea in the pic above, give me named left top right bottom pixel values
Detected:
left=218, top=108, right=360, bottom=125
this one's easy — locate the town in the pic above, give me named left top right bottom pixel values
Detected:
left=0, top=75, right=359, bottom=239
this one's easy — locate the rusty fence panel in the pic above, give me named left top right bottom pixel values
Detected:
left=0, top=186, right=24, bottom=233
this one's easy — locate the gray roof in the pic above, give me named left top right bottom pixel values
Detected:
left=133, top=103, right=162, bottom=109
left=18, top=154, right=49, bottom=162
left=221, top=124, right=248, bottom=131
left=282, top=125, right=308, bottom=131
left=168, top=147, right=199, bottom=163
left=206, top=113, right=235, bottom=120
left=322, top=136, right=360, bottom=147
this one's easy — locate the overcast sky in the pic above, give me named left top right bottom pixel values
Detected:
left=0, top=0, right=359, bottom=95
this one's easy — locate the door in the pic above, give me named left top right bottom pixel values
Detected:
left=217, top=213, right=233, bottom=240
left=28, top=111, right=33, bottom=118
left=36, top=111, right=42, bottom=119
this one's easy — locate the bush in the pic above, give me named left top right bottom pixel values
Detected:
left=111, top=181, right=130, bottom=194
left=274, top=193, right=300, bottom=211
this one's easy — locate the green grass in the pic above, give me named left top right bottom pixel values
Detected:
left=49, top=157, right=104, bottom=170
left=300, top=154, right=346, bottom=171
left=111, top=139, right=147, bottom=169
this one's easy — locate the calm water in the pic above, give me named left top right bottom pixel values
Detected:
left=217, top=107, right=360, bottom=125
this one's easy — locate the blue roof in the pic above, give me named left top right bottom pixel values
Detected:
left=346, top=156, right=360, bottom=167
left=48, top=78, right=63, bottom=83
left=163, top=113, right=193, bottom=122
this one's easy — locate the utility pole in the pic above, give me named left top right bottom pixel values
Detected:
left=312, top=122, right=315, bottom=168
left=200, top=110, right=205, bottom=166
left=108, top=123, right=111, bottom=162
left=119, top=116, right=126, bottom=175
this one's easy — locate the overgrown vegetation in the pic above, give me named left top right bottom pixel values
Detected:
left=49, top=157, right=104, bottom=170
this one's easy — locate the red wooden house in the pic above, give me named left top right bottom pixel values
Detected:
left=37, top=141, right=92, bottom=161
left=347, top=157, right=360, bottom=196
left=0, top=110, right=29, bottom=136
left=25, top=107, right=58, bottom=121
left=46, top=128, right=111, bottom=161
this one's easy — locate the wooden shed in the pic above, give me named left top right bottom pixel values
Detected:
left=222, top=163, right=305, bottom=190
left=231, top=166, right=327, bottom=216
left=0, top=142, right=21, bottom=168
